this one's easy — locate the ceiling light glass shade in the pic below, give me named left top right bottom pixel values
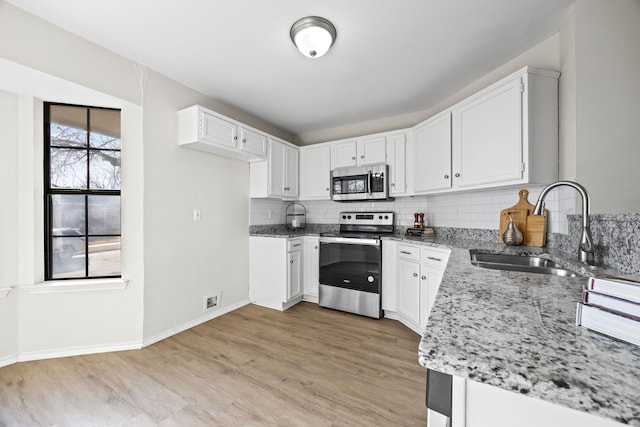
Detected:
left=290, top=16, right=337, bottom=58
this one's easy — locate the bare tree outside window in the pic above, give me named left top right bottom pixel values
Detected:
left=45, top=103, right=121, bottom=280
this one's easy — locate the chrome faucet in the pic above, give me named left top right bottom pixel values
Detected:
left=532, top=181, right=595, bottom=266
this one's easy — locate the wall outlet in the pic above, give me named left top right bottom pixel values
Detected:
left=204, top=292, right=221, bottom=311
left=193, top=209, right=201, bottom=221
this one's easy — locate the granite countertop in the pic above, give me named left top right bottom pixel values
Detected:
left=409, top=236, right=640, bottom=426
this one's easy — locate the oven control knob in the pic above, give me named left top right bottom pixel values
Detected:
left=384, top=215, right=389, bottom=219
left=342, top=215, right=347, bottom=219
left=347, top=215, right=352, bottom=219
left=378, top=215, right=383, bottom=219
left=367, top=276, right=374, bottom=283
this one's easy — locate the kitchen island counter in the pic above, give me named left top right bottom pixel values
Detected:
left=403, top=235, right=640, bottom=425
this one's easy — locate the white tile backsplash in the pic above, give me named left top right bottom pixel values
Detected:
left=250, top=185, right=577, bottom=234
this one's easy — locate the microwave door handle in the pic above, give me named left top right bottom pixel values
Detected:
left=368, top=171, right=372, bottom=195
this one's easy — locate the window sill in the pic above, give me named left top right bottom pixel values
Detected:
left=23, top=278, right=129, bottom=295
left=0, top=287, right=12, bottom=299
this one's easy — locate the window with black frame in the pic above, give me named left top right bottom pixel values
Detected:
left=44, top=103, right=121, bottom=280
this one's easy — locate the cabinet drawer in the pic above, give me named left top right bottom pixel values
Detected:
left=422, top=247, right=450, bottom=270
left=397, top=244, right=420, bottom=262
left=287, top=238, right=303, bottom=252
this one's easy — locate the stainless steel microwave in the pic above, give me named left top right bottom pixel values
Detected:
left=331, top=163, right=391, bottom=201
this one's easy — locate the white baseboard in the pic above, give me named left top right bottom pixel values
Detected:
left=384, top=310, right=422, bottom=335
left=142, top=299, right=250, bottom=347
left=17, top=340, right=143, bottom=363
left=302, top=293, right=319, bottom=304
left=3, top=299, right=250, bottom=366
left=0, top=354, right=18, bottom=368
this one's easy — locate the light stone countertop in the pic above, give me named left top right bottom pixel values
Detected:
left=404, top=236, right=640, bottom=426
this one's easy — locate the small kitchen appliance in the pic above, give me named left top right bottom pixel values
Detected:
left=318, top=211, right=394, bottom=318
left=330, top=163, right=391, bottom=201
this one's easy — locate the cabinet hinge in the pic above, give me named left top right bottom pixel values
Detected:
left=521, top=163, right=526, bottom=173
left=520, top=81, right=525, bottom=93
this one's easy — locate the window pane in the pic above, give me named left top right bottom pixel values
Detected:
left=88, top=236, right=121, bottom=277
left=51, top=237, right=86, bottom=279
left=90, top=108, right=121, bottom=149
left=88, top=195, right=121, bottom=235
left=50, top=148, right=87, bottom=189
left=51, top=195, right=85, bottom=233
left=50, top=105, right=88, bottom=148
left=89, top=150, right=121, bottom=190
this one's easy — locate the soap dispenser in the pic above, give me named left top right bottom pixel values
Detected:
left=502, top=215, right=523, bottom=246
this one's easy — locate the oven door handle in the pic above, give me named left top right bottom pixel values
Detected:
left=368, top=170, right=373, bottom=195
left=320, top=237, right=380, bottom=246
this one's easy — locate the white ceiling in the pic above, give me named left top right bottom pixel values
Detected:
left=6, top=0, right=573, bottom=141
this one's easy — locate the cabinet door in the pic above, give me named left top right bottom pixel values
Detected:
left=332, top=140, right=357, bottom=168
left=357, top=136, right=387, bottom=166
left=397, top=258, right=421, bottom=325
left=381, top=240, right=398, bottom=311
left=304, top=237, right=320, bottom=299
left=200, top=111, right=237, bottom=148
left=452, top=75, right=523, bottom=188
left=300, top=145, right=331, bottom=200
left=387, top=132, right=407, bottom=196
left=413, top=112, right=452, bottom=194
left=268, top=140, right=286, bottom=197
left=239, top=126, right=268, bottom=159
left=287, top=250, right=303, bottom=301
left=284, top=144, right=299, bottom=198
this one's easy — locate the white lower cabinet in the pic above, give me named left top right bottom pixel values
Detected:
left=303, top=236, right=320, bottom=303
left=249, top=236, right=304, bottom=311
left=397, top=257, right=421, bottom=326
left=385, top=242, right=450, bottom=333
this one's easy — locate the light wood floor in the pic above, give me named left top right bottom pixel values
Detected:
left=0, top=302, right=427, bottom=426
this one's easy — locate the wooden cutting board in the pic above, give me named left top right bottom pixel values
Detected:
left=498, top=189, right=547, bottom=247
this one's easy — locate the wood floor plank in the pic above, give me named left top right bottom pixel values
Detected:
left=0, top=302, right=427, bottom=426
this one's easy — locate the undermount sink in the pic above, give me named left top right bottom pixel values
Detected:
left=469, top=251, right=578, bottom=277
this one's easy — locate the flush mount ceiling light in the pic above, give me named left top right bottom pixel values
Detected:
left=290, top=16, right=337, bottom=59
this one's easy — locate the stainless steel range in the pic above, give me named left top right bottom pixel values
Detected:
left=319, top=211, right=394, bottom=319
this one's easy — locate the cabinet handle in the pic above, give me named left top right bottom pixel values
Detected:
left=444, top=174, right=449, bottom=179
left=314, top=246, right=318, bottom=249
left=292, top=244, right=301, bottom=247
left=427, top=256, right=442, bottom=262
left=290, top=260, right=294, bottom=264
left=325, top=187, right=330, bottom=191
left=360, top=155, right=364, bottom=159
left=242, top=138, right=247, bottom=143
left=455, top=173, right=461, bottom=178
left=421, top=276, right=427, bottom=280
left=400, top=250, right=413, bottom=255
left=284, top=187, right=290, bottom=191
left=234, top=136, right=238, bottom=141
left=392, top=183, right=396, bottom=187
left=412, top=272, right=418, bottom=277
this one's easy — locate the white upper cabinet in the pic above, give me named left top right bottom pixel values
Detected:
left=250, top=137, right=299, bottom=199
left=412, top=66, right=559, bottom=195
left=413, top=111, right=452, bottom=194
left=178, top=105, right=267, bottom=161
left=239, top=126, right=268, bottom=159
left=199, top=110, right=237, bottom=148
left=452, top=74, right=524, bottom=189
left=356, top=136, right=387, bottom=166
left=331, top=140, right=358, bottom=168
left=299, top=144, right=331, bottom=200
left=331, top=136, right=388, bottom=169
left=387, top=131, right=410, bottom=196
